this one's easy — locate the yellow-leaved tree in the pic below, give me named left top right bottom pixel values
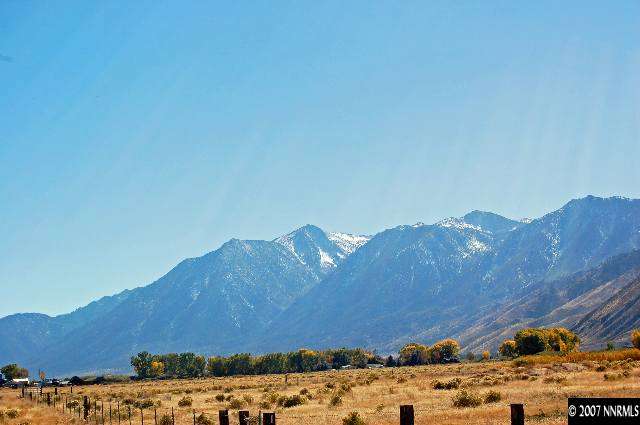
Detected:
left=498, top=340, right=517, bottom=358
left=632, top=329, right=640, bottom=349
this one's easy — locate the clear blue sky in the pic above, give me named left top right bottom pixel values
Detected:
left=2, top=1, right=639, bottom=317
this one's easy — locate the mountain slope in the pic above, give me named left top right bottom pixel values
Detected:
left=485, top=196, right=640, bottom=293
left=573, top=276, right=640, bottom=346
left=460, top=250, right=640, bottom=352
left=261, top=219, right=499, bottom=352
left=16, top=226, right=367, bottom=376
left=265, top=197, right=640, bottom=353
left=0, top=290, right=131, bottom=366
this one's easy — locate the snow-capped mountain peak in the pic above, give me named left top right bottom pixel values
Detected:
left=274, top=225, right=369, bottom=275
left=327, top=232, right=370, bottom=255
left=437, top=217, right=484, bottom=232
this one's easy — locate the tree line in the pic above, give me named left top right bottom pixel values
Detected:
left=131, top=338, right=466, bottom=379
left=131, top=347, right=379, bottom=379
left=130, top=327, right=640, bottom=379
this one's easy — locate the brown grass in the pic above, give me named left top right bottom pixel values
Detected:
left=515, top=348, right=640, bottom=365
left=2, top=357, right=640, bottom=425
left=0, top=392, right=78, bottom=425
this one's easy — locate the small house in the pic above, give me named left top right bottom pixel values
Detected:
left=10, top=378, right=29, bottom=388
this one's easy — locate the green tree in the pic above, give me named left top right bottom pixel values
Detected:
left=254, top=353, right=288, bottom=375
left=176, top=353, right=206, bottom=377
left=225, top=354, right=254, bottom=376
left=327, top=348, right=351, bottom=369
left=206, top=356, right=227, bottom=377
left=1, top=364, right=28, bottom=380
left=514, top=328, right=549, bottom=355
left=514, top=327, right=580, bottom=355
left=131, top=352, right=154, bottom=378
left=385, top=355, right=397, bottom=367
left=157, top=353, right=180, bottom=377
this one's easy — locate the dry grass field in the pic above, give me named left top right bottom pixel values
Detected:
left=2, top=356, right=640, bottom=425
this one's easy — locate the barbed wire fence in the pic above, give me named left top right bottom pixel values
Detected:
left=17, top=385, right=525, bottom=425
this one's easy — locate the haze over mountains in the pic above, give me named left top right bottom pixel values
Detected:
left=2, top=195, right=640, bottom=376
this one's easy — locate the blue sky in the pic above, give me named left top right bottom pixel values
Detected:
left=1, top=1, right=639, bottom=317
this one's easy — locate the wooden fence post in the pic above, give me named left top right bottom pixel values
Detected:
left=154, top=408, right=157, bottom=425
left=128, top=406, right=132, bottom=425
left=118, top=402, right=121, bottom=424
left=47, top=393, right=51, bottom=406
left=218, top=409, right=229, bottom=425
left=400, top=405, right=414, bottom=425
left=84, top=396, right=90, bottom=421
left=192, top=411, right=195, bottom=425
left=262, top=412, right=275, bottom=425
left=239, top=411, right=250, bottom=425
left=141, top=408, right=144, bottom=425
left=510, top=404, right=524, bottom=425
left=171, top=407, right=175, bottom=425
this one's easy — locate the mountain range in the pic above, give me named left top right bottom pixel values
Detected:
left=2, top=195, right=640, bottom=376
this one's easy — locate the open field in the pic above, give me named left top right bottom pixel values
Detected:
left=3, top=356, right=640, bottom=425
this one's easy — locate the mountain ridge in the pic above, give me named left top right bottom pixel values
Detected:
left=2, top=195, right=640, bottom=376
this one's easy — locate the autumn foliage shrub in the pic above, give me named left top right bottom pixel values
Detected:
left=483, top=390, right=501, bottom=403
left=513, top=327, right=579, bottom=355
left=177, top=396, right=192, bottom=407
left=632, top=329, right=640, bottom=349
left=342, top=412, right=366, bottom=425
left=452, top=390, right=482, bottom=408
left=432, top=378, right=461, bottom=390
left=398, top=339, right=461, bottom=365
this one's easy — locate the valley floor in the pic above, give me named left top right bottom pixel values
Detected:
left=2, top=358, right=640, bottom=425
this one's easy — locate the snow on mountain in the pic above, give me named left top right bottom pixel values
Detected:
left=327, top=232, right=370, bottom=256
left=437, top=217, right=485, bottom=232
left=275, top=225, right=370, bottom=273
